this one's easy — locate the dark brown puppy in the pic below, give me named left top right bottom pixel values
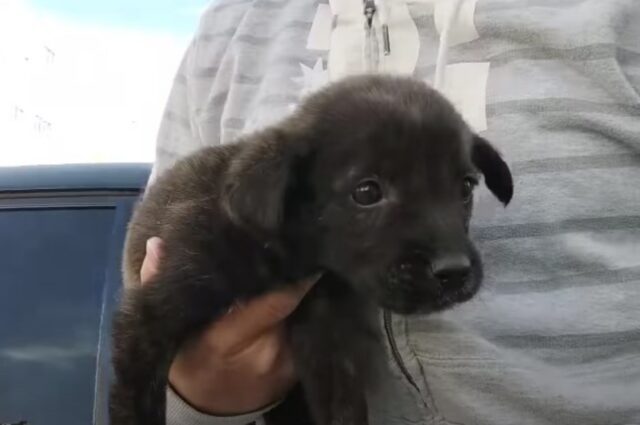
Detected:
left=109, top=75, right=513, bottom=425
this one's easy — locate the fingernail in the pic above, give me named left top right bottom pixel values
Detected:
left=146, top=237, right=162, bottom=261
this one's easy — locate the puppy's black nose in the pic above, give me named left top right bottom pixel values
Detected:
left=431, top=254, right=471, bottom=290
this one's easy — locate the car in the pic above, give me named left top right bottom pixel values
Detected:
left=0, top=163, right=151, bottom=425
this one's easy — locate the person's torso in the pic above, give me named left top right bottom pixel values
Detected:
left=157, top=1, right=640, bottom=423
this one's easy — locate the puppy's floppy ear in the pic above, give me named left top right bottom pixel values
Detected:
left=472, top=135, right=514, bottom=206
left=223, top=128, right=306, bottom=233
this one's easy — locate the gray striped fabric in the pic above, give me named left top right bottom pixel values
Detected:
left=157, top=1, right=640, bottom=424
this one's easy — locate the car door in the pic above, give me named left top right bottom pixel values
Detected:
left=0, top=163, right=150, bottom=425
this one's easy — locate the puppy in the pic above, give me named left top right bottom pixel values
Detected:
left=109, top=74, right=513, bottom=425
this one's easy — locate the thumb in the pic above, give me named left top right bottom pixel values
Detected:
left=140, top=237, right=165, bottom=284
left=213, top=274, right=321, bottom=351
left=247, top=275, right=319, bottom=322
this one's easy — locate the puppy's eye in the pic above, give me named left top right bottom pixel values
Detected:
left=462, top=176, right=478, bottom=203
left=352, top=180, right=383, bottom=206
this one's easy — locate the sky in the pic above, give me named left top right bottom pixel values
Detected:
left=29, top=0, right=211, bottom=36
left=0, top=0, right=211, bottom=166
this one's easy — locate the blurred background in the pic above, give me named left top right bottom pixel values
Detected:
left=0, top=0, right=210, bottom=166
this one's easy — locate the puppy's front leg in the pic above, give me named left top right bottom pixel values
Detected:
left=289, top=282, right=376, bottom=425
left=291, top=322, right=368, bottom=425
left=109, top=273, right=232, bottom=425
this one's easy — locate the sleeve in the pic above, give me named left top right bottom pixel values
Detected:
left=166, top=386, right=278, bottom=425
left=154, top=4, right=279, bottom=424
left=148, top=36, right=202, bottom=187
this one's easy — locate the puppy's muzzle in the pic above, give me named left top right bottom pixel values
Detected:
left=386, top=246, right=480, bottom=314
left=429, top=252, right=471, bottom=291
left=397, top=249, right=471, bottom=291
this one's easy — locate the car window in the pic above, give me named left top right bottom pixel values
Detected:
left=0, top=163, right=150, bottom=425
left=0, top=0, right=209, bottom=167
left=0, top=207, right=116, bottom=423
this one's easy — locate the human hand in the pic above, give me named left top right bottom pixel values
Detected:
left=141, top=237, right=318, bottom=415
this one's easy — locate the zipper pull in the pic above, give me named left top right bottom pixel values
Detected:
left=363, top=0, right=376, bottom=28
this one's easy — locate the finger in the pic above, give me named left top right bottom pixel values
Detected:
left=239, top=326, right=294, bottom=378
left=212, top=274, right=321, bottom=353
left=140, top=237, right=165, bottom=284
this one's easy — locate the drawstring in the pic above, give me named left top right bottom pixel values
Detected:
left=377, top=0, right=391, bottom=55
left=434, top=0, right=465, bottom=91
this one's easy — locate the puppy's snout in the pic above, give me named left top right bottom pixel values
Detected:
left=430, top=253, right=471, bottom=290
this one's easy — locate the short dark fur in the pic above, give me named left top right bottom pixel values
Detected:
left=109, top=75, right=513, bottom=425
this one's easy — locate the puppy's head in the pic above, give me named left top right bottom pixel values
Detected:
left=224, top=75, right=513, bottom=314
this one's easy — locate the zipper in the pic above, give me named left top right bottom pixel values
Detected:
left=362, top=1, right=414, bottom=388
left=362, top=0, right=392, bottom=72
left=363, top=0, right=380, bottom=73
left=383, top=310, right=421, bottom=393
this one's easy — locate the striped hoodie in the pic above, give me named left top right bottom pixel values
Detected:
left=153, top=1, right=640, bottom=424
